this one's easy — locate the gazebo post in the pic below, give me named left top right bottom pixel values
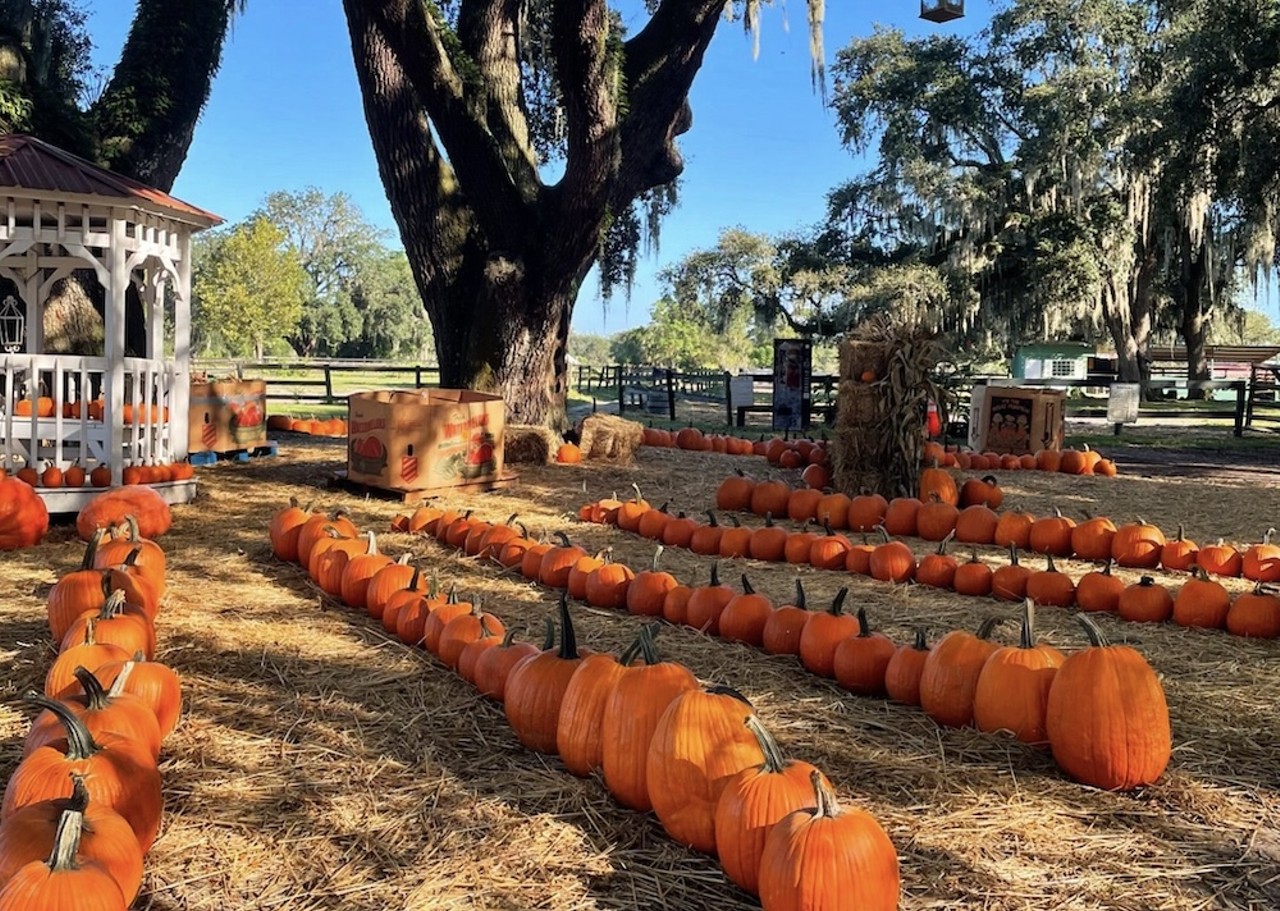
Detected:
left=106, top=211, right=128, bottom=486
left=173, top=231, right=192, bottom=460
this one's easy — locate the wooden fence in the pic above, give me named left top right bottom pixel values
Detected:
left=192, top=358, right=440, bottom=405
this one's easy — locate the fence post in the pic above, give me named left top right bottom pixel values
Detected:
left=666, top=369, right=676, bottom=421
left=616, top=366, right=624, bottom=414
left=324, top=364, right=334, bottom=403
left=1234, top=381, right=1246, bottom=437
left=1246, top=366, right=1257, bottom=428
left=724, top=372, right=732, bottom=426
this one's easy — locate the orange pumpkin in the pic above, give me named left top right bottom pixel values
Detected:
left=972, top=600, right=1064, bottom=745
left=883, top=628, right=931, bottom=706
left=919, top=617, right=1003, bottom=728
left=1117, top=576, right=1173, bottom=623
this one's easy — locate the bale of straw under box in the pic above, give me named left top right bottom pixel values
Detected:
left=504, top=424, right=559, bottom=465
left=839, top=339, right=889, bottom=382
left=837, top=381, right=880, bottom=426
left=576, top=413, right=645, bottom=463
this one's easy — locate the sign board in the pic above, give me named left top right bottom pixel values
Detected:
left=772, top=339, right=812, bottom=430
left=969, top=385, right=1066, bottom=454
left=1107, top=383, right=1140, bottom=425
left=728, top=374, right=754, bottom=412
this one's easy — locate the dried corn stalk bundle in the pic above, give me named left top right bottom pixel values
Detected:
left=833, top=316, right=954, bottom=498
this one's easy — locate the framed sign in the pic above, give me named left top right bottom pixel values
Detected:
left=1107, top=383, right=1140, bottom=425
left=772, top=338, right=812, bottom=430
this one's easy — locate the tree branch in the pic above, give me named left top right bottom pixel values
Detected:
left=457, top=0, right=540, bottom=192
left=613, top=0, right=729, bottom=203
left=353, top=0, right=531, bottom=243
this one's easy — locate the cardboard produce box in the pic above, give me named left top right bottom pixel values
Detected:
left=189, top=379, right=267, bottom=453
left=347, top=389, right=505, bottom=491
left=968, top=385, right=1065, bottom=455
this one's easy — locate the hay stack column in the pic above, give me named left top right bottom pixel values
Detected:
left=342, top=0, right=777, bottom=427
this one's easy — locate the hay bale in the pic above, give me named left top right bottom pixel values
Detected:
left=576, top=413, right=644, bottom=463
left=505, top=425, right=559, bottom=465
left=838, top=339, right=889, bottom=382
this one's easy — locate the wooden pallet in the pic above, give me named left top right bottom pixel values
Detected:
left=327, top=470, right=519, bottom=503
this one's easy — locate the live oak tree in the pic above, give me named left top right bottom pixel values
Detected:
left=341, top=0, right=826, bottom=426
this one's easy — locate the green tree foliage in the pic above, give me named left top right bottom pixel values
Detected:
left=255, top=188, right=431, bottom=359
left=567, top=332, right=613, bottom=365
left=1, top=0, right=243, bottom=190
left=192, top=217, right=308, bottom=359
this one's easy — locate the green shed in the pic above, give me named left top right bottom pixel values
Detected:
left=1012, top=342, right=1093, bottom=381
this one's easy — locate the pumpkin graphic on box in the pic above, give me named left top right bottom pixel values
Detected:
left=460, top=430, right=497, bottom=480
left=228, top=400, right=265, bottom=444
left=349, top=435, right=388, bottom=475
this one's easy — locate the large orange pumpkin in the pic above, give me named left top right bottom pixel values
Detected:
left=0, top=476, right=50, bottom=550
left=919, top=617, right=1003, bottom=728
left=972, top=600, right=1064, bottom=745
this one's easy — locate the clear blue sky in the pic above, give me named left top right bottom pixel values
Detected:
left=86, top=0, right=999, bottom=336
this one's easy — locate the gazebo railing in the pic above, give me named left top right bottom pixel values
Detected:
left=1, top=353, right=179, bottom=473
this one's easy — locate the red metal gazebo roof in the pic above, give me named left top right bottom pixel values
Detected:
left=0, top=134, right=222, bottom=226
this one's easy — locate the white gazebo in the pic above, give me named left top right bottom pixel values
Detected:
left=0, top=134, right=222, bottom=508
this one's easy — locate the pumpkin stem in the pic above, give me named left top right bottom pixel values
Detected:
left=1018, top=599, right=1037, bottom=650
left=46, top=794, right=89, bottom=873
left=406, top=567, right=422, bottom=591
left=651, top=545, right=664, bottom=572
left=1007, top=542, right=1019, bottom=566
left=123, top=547, right=142, bottom=569
left=982, top=474, right=998, bottom=486
left=631, top=482, right=643, bottom=502
left=1074, top=612, right=1110, bottom=647
left=446, top=583, right=459, bottom=604
left=828, top=587, right=849, bottom=616
left=764, top=512, right=774, bottom=528
left=810, top=769, right=841, bottom=819
left=709, top=561, right=721, bottom=587
left=81, top=529, right=103, bottom=570
left=68, top=773, right=90, bottom=813
left=856, top=606, right=872, bottom=637
left=741, top=574, right=754, bottom=595
left=705, top=511, right=719, bottom=527
left=968, top=548, right=982, bottom=565
left=637, top=624, right=663, bottom=666
left=793, top=579, right=806, bottom=610
left=874, top=525, right=891, bottom=545
left=936, top=530, right=954, bottom=555
left=553, top=531, right=572, bottom=548
left=975, top=616, right=1002, bottom=640
left=728, top=515, right=742, bottom=528
left=911, top=627, right=928, bottom=651
left=1138, top=575, right=1155, bottom=588
left=1100, top=558, right=1113, bottom=576
left=498, top=627, right=519, bottom=648
left=124, top=514, right=142, bottom=542
left=556, top=591, right=579, bottom=660
left=744, top=715, right=788, bottom=774
left=476, top=615, right=496, bottom=640
left=98, top=588, right=128, bottom=619
left=1045, top=553, right=1058, bottom=574
left=23, top=691, right=99, bottom=760
left=427, top=574, right=439, bottom=599
left=73, top=666, right=112, bottom=711
left=107, top=658, right=139, bottom=698
left=394, top=553, right=412, bottom=566
left=540, top=616, right=556, bottom=650
left=823, top=519, right=836, bottom=537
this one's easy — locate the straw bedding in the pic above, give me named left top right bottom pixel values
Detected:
left=504, top=424, right=560, bottom=465
left=2, top=437, right=1279, bottom=910
left=576, top=413, right=644, bottom=463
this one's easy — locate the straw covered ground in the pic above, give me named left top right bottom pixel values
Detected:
left=2, top=437, right=1279, bottom=910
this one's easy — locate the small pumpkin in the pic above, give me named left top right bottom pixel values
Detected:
left=1028, top=508, right=1076, bottom=557
left=584, top=553, right=636, bottom=609
left=1071, top=514, right=1118, bottom=562
left=757, top=770, right=900, bottom=911
left=504, top=593, right=586, bottom=753
left=846, top=490, right=889, bottom=533
left=993, top=510, right=1034, bottom=550
left=1159, top=524, right=1199, bottom=573
left=972, top=600, right=1064, bottom=745
left=626, top=546, right=678, bottom=617
left=713, top=716, right=828, bottom=897
left=991, top=543, right=1032, bottom=602
left=832, top=608, right=896, bottom=696
left=1075, top=559, right=1124, bottom=613
left=1117, top=575, right=1174, bottom=623
left=661, top=512, right=698, bottom=549
left=437, top=600, right=507, bottom=669
left=716, top=469, right=756, bottom=512
left=555, top=442, right=582, bottom=463
left=787, top=488, right=822, bottom=524
left=915, top=532, right=957, bottom=590
left=59, top=591, right=155, bottom=660
left=557, top=632, right=645, bottom=777
left=24, top=667, right=162, bottom=761
left=1241, top=527, right=1280, bottom=582
left=798, top=588, right=856, bottom=679
left=750, top=479, right=792, bottom=520
left=807, top=522, right=852, bottom=570
left=0, top=479, right=51, bottom=550
left=916, top=493, right=960, bottom=542
left=539, top=531, right=587, bottom=588
left=1024, top=554, right=1075, bottom=608
left=1196, top=538, right=1242, bottom=578
left=919, top=616, right=1003, bottom=728
left=918, top=461, right=958, bottom=506
left=689, top=512, right=725, bottom=556
left=91, top=654, right=183, bottom=739
left=1045, top=613, right=1171, bottom=790
left=952, top=549, right=994, bottom=597
left=748, top=513, right=790, bottom=562
left=1111, top=519, right=1166, bottom=569
left=269, top=498, right=319, bottom=563
left=1226, top=583, right=1280, bottom=639
left=719, top=575, right=775, bottom=646
left=685, top=562, right=735, bottom=635
left=646, top=685, right=764, bottom=855
left=475, top=621, right=553, bottom=702
left=882, top=496, right=922, bottom=537
left=761, top=580, right=810, bottom=656
left=1172, top=565, right=1230, bottom=629
left=884, top=628, right=931, bottom=706
left=869, top=526, right=915, bottom=584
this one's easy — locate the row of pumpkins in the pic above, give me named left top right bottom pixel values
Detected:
left=266, top=414, right=348, bottom=437
left=268, top=502, right=901, bottom=908
left=580, top=491, right=1280, bottom=639
left=640, top=424, right=1120, bottom=479
left=11, top=396, right=169, bottom=423
left=0, top=480, right=174, bottom=552
left=717, top=469, right=1280, bottom=581
left=387, top=503, right=1172, bottom=791
left=0, top=515, right=182, bottom=909
left=1, top=460, right=195, bottom=490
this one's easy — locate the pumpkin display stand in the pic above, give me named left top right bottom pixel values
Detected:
left=0, top=137, right=221, bottom=512
left=187, top=377, right=272, bottom=461
left=831, top=318, right=952, bottom=500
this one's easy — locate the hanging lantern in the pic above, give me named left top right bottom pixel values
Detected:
left=0, top=294, right=25, bottom=353
left=920, top=0, right=965, bottom=22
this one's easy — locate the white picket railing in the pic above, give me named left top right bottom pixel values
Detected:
left=0, top=354, right=180, bottom=474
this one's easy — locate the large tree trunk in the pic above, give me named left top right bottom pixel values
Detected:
left=91, top=0, right=239, bottom=191
left=342, top=0, right=727, bottom=428
left=1177, top=228, right=1211, bottom=399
